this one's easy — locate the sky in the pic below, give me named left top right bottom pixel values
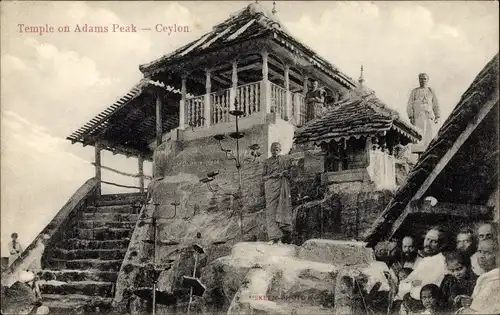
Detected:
left=1, top=1, right=498, bottom=255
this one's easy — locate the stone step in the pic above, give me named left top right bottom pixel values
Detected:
left=82, top=212, right=138, bottom=222
left=51, top=248, right=127, bottom=260
left=39, top=269, right=118, bottom=283
left=39, top=280, right=114, bottom=296
left=74, top=227, right=133, bottom=240
left=86, top=205, right=137, bottom=214
left=58, top=238, right=130, bottom=250
left=46, top=259, right=122, bottom=272
left=95, top=196, right=145, bottom=207
left=42, top=294, right=113, bottom=313
left=77, top=220, right=136, bottom=229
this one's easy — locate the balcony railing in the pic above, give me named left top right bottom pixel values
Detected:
left=236, top=81, right=261, bottom=117
left=294, top=93, right=306, bottom=126
left=210, top=88, right=231, bottom=125
left=186, top=95, right=205, bottom=127
left=185, top=80, right=306, bottom=128
left=270, top=82, right=287, bottom=120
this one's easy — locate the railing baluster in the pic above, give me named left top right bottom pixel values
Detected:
left=245, top=86, right=249, bottom=115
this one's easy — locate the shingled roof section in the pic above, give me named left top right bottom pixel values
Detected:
left=139, top=3, right=357, bottom=89
left=293, top=92, right=422, bottom=146
left=364, top=53, right=500, bottom=247
left=66, top=78, right=180, bottom=157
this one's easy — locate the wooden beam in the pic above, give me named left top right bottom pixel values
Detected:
left=388, top=93, right=498, bottom=238
left=99, top=139, right=152, bottom=160
left=267, top=57, right=302, bottom=82
left=408, top=199, right=493, bottom=218
left=211, top=74, right=231, bottom=86
left=221, top=63, right=260, bottom=74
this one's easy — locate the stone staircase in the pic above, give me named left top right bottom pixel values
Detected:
left=39, top=193, right=145, bottom=314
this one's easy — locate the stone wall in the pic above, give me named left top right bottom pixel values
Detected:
left=152, top=125, right=271, bottom=219
left=293, top=190, right=394, bottom=245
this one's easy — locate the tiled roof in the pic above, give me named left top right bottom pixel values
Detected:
left=364, top=53, right=500, bottom=246
left=67, top=78, right=180, bottom=157
left=139, top=3, right=357, bottom=89
left=293, top=90, right=422, bottom=146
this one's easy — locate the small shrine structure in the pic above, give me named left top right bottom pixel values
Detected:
left=293, top=69, right=422, bottom=192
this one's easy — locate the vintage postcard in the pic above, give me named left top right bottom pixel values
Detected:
left=1, top=1, right=499, bottom=314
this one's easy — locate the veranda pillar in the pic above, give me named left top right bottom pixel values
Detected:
left=179, top=77, right=187, bottom=130
left=284, top=65, right=291, bottom=121
left=230, top=61, right=238, bottom=111
left=260, top=51, right=271, bottom=114
left=204, top=70, right=211, bottom=127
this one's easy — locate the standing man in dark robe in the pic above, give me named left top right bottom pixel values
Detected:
left=305, top=80, right=325, bottom=122
left=262, top=142, right=293, bottom=244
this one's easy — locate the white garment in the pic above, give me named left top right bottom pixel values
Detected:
left=8, top=240, right=23, bottom=266
left=362, top=261, right=397, bottom=292
left=397, top=253, right=447, bottom=300
left=470, top=252, right=485, bottom=276
left=469, top=268, right=500, bottom=314
left=407, top=87, right=440, bottom=153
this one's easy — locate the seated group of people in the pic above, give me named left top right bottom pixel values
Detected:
left=376, top=222, right=499, bottom=315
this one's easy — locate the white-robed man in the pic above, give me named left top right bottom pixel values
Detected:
left=407, top=73, right=440, bottom=154
left=397, top=226, right=450, bottom=313
left=470, top=222, right=498, bottom=276
left=465, top=239, right=500, bottom=314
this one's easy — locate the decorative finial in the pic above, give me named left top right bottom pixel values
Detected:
left=272, top=1, right=277, bottom=14
left=358, top=65, right=364, bottom=86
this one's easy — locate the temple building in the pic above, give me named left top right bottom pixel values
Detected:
left=293, top=68, right=422, bottom=192
left=67, top=2, right=360, bottom=199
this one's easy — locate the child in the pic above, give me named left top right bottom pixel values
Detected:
left=439, top=251, right=478, bottom=312
left=419, top=284, right=443, bottom=314
left=398, top=268, right=413, bottom=283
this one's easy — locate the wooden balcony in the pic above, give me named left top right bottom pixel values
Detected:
left=184, top=80, right=306, bottom=130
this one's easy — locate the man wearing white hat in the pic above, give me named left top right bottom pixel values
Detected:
left=407, top=73, right=440, bottom=154
left=1, top=270, right=49, bottom=314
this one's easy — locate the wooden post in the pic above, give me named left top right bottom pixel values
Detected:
left=284, top=65, right=291, bottom=121
left=303, top=75, right=309, bottom=96
left=138, top=154, right=144, bottom=193
left=95, top=141, right=102, bottom=196
left=302, top=75, right=309, bottom=124
left=204, top=70, right=211, bottom=127
left=230, top=61, right=238, bottom=111
left=260, top=51, right=271, bottom=114
left=155, top=90, right=163, bottom=146
left=179, top=78, right=187, bottom=130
